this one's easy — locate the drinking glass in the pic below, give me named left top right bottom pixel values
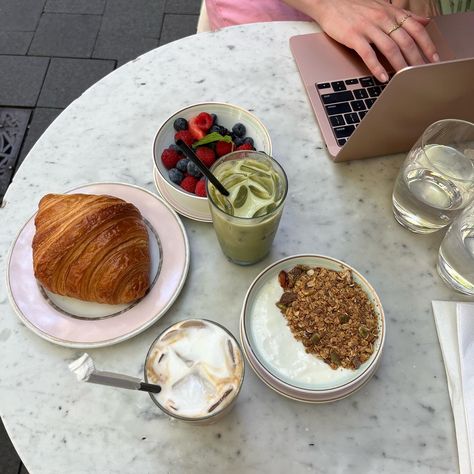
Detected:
left=206, top=150, right=288, bottom=265
left=438, top=200, right=474, bottom=295
left=392, top=119, right=474, bottom=233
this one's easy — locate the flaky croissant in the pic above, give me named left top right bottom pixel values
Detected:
left=32, top=193, right=151, bottom=304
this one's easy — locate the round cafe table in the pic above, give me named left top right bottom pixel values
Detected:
left=0, top=22, right=460, bottom=473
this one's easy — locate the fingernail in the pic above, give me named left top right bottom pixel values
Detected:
left=380, top=73, right=388, bottom=83
left=432, top=53, right=440, bottom=62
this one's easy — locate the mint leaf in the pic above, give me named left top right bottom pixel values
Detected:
left=192, top=132, right=233, bottom=148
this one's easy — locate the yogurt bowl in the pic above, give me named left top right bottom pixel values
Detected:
left=152, top=102, right=272, bottom=222
left=240, top=254, right=385, bottom=403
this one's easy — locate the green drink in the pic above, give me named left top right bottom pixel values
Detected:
left=207, top=151, right=288, bottom=265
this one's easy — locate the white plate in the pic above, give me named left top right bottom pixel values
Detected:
left=6, top=182, right=190, bottom=348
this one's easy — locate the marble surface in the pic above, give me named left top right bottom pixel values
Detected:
left=0, top=21, right=465, bottom=473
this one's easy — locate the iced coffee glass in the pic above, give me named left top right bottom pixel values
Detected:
left=206, top=151, right=288, bottom=265
left=144, top=319, right=244, bottom=425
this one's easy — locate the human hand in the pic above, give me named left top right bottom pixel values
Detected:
left=303, top=0, right=440, bottom=82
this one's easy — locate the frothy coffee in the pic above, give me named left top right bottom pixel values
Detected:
left=145, top=319, right=244, bottom=420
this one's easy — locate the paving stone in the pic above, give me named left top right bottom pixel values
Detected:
left=0, top=31, right=34, bottom=55
left=0, top=108, right=31, bottom=199
left=0, top=0, right=46, bottom=32
left=29, top=13, right=101, bottom=58
left=45, top=0, right=106, bottom=15
left=0, top=56, right=49, bottom=107
left=17, top=108, right=62, bottom=168
left=165, top=0, right=202, bottom=14
left=37, top=57, right=115, bottom=108
left=100, top=0, right=165, bottom=38
left=0, top=418, right=21, bottom=474
left=94, top=33, right=158, bottom=63
left=159, top=14, right=198, bottom=46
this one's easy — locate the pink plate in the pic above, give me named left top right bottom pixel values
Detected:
left=6, top=182, right=190, bottom=348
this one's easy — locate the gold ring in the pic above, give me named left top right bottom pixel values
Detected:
left=387, top=24, right=401, bottom=35
left=398, top=14, right=412, bottom=27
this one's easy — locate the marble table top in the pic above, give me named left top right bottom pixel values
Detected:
left=0, top=21, right=464, bottom=473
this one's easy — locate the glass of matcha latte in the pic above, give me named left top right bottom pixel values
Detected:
left=206, top=150, right=288, bottom=265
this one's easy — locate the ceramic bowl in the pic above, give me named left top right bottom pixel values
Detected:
left=240, top=254, right=385, bottom=403
left=152, top=102, right=272, bottom=222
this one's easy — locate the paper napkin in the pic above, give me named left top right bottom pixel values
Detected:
left=432, top=301, right=474, bottom=474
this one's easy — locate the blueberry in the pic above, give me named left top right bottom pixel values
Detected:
left=209, top=124, right=221, bottom=134
left=173, top=117, right=188, bottom=131
left=234, top=137, right=244, bottom=147
left=176, top=158, right=189, bottom=173
left=169, top=144, right=182, bottom=153
left=187, top=161, right=202, bottom=178
left=232, top=123, right=246, bottom=138
left=243, top=136, right=254, bottom=147
left=211, top=113, right=218, bottom=125
left=220, top=126, right=231, bottom=136
left=168, top=168, right=184, bottom=184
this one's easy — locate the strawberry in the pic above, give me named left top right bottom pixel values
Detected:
left=236, top=143, right=255, bottom=151
left=188, top=117, right=206, bottom=140
left=174, top=130, right=194, bottom=147
left=195, top=179, right=207, bottom=197
left=161, top=148, right=181, bottom=169
left=215, top=141, right=234, bottom=157
left=195, top=146, right=216, bottom=167
left=180, top=176, right=198, bottom=194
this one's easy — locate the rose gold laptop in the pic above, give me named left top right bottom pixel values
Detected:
left=290, top=12, right=474, bottom=161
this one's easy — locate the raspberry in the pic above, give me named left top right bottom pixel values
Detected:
left=161, top=148, right=181, bottom=169
left=180, top=176, right=198, bottom=194
left=236, top=143, right=255, bottom=151
left=195, top=112, right=213, bottom=132
left=195, top=146, right=216, bottom=167
left=175, top=130, right=194, bottom=147
left=215, top=141, right=234, bottom=157
left=195, top=179, right=207, bottom=197
left=188, top=117, right=206, bottom=140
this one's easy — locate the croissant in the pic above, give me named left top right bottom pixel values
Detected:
left=32, top=193, right=151, bottom=305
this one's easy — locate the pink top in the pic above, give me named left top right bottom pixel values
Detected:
left=205, top=0, right=312, bottom=30
left=205, top=0, right=441, bottom=31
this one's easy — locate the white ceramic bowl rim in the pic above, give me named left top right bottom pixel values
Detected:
left=241, top=254, right=386, bottom=395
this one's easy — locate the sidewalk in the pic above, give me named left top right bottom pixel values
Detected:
left=0, top=1, right=201, bottom=472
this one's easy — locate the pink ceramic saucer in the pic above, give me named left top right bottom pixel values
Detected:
left=6, top=182, right=190, bottom=348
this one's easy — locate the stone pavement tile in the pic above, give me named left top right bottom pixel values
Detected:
left=94, top=33, right=158, bottom=64
left=0, top=0, right=46, bottom=32
left=37, top=57, right=115, bottom=108
left=0, top=418, right=21, bottom=474
left=159, top=14, right=199, bottom=46
left=0, top=56, right=49, bottom=107
left=100, top=0, right=165, bottom=38
left=45, top=0, right=106, bottom=15
left=0, top=31, right=34, bottom=55
left=17, top=108, right=63, bottom=168
left=165, top=0, right=202, bottom=14
left=29, top=13, right=102, bottom=58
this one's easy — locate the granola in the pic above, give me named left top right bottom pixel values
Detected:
left=276, top=265, right=379, bottom=370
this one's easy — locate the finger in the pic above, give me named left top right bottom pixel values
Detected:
left=401, top=16, right=439, bottom=62
left=407, top=13, right=431, bottom=25
left=389, top=27, right=425, bottom=65
left=351, top=37, right=389, bottom=83
left=366, top=26, right=408, bottom=72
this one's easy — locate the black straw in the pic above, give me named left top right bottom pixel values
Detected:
left=139, top=382, right=162, bottom=394
left=176, top=139, right=230, bottom=196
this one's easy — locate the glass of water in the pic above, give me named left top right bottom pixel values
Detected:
left=438, top=200, right=474, bottom=295
left=392, top=119, right=474, bottom=233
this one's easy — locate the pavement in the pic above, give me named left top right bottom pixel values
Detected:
left=0, top=1, right=201, bottom=472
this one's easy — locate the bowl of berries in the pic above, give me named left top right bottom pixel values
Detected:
left=153, top=102, right=272, bottom=222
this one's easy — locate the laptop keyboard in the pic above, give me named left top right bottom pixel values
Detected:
left=316, top=75, right=392, bottom=146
